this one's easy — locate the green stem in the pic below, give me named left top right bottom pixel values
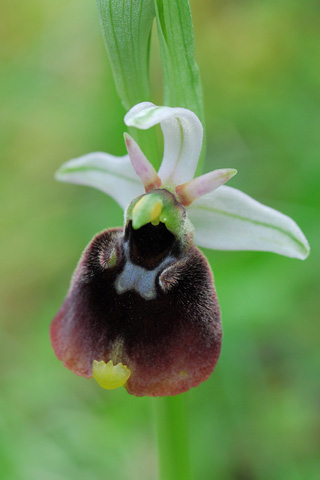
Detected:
left=154, top=395, right=193, bottom=480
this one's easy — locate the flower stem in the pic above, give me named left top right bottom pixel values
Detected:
left=154, top=394, right=193, bottom=480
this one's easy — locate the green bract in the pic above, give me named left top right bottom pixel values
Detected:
left=155, top=0, right=205, bottom=172
left=96, top=0, right=205, bottom=170
left=97, top=0, right=155, bottom=110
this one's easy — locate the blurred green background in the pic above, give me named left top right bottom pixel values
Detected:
left=1, top=0, right=319, bottom=479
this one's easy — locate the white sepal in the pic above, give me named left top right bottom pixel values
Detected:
left=187, top=186, right=310, bottom=259
left=55, top=152, right=144, bottom=210
left=125, top=102, right=203, bottom=185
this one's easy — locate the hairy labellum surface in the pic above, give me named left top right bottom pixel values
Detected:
left=51, top=191, right=222, bottom=396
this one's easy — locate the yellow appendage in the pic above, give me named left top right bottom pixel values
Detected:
left=92, top=360, right=131, bottom=390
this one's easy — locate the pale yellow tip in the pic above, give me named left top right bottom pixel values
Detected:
left=151, top=200, right=163, bottom=219
left=92, top=360, right=131, bottom=390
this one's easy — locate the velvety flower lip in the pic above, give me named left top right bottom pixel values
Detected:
left=51, top=191, right=222, bottom=396
left=52, top=102, right=309, bottom=397
left=56, top=102, right=310, bottom=259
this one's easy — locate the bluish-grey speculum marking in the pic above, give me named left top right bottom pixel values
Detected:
left=115, top=243, right=175, bottom=300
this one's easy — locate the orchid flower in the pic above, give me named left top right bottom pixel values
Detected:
left=51, top=102, right=309, bottom=397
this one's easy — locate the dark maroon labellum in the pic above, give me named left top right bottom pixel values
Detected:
left=51, top=190, right=222, bottom=396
